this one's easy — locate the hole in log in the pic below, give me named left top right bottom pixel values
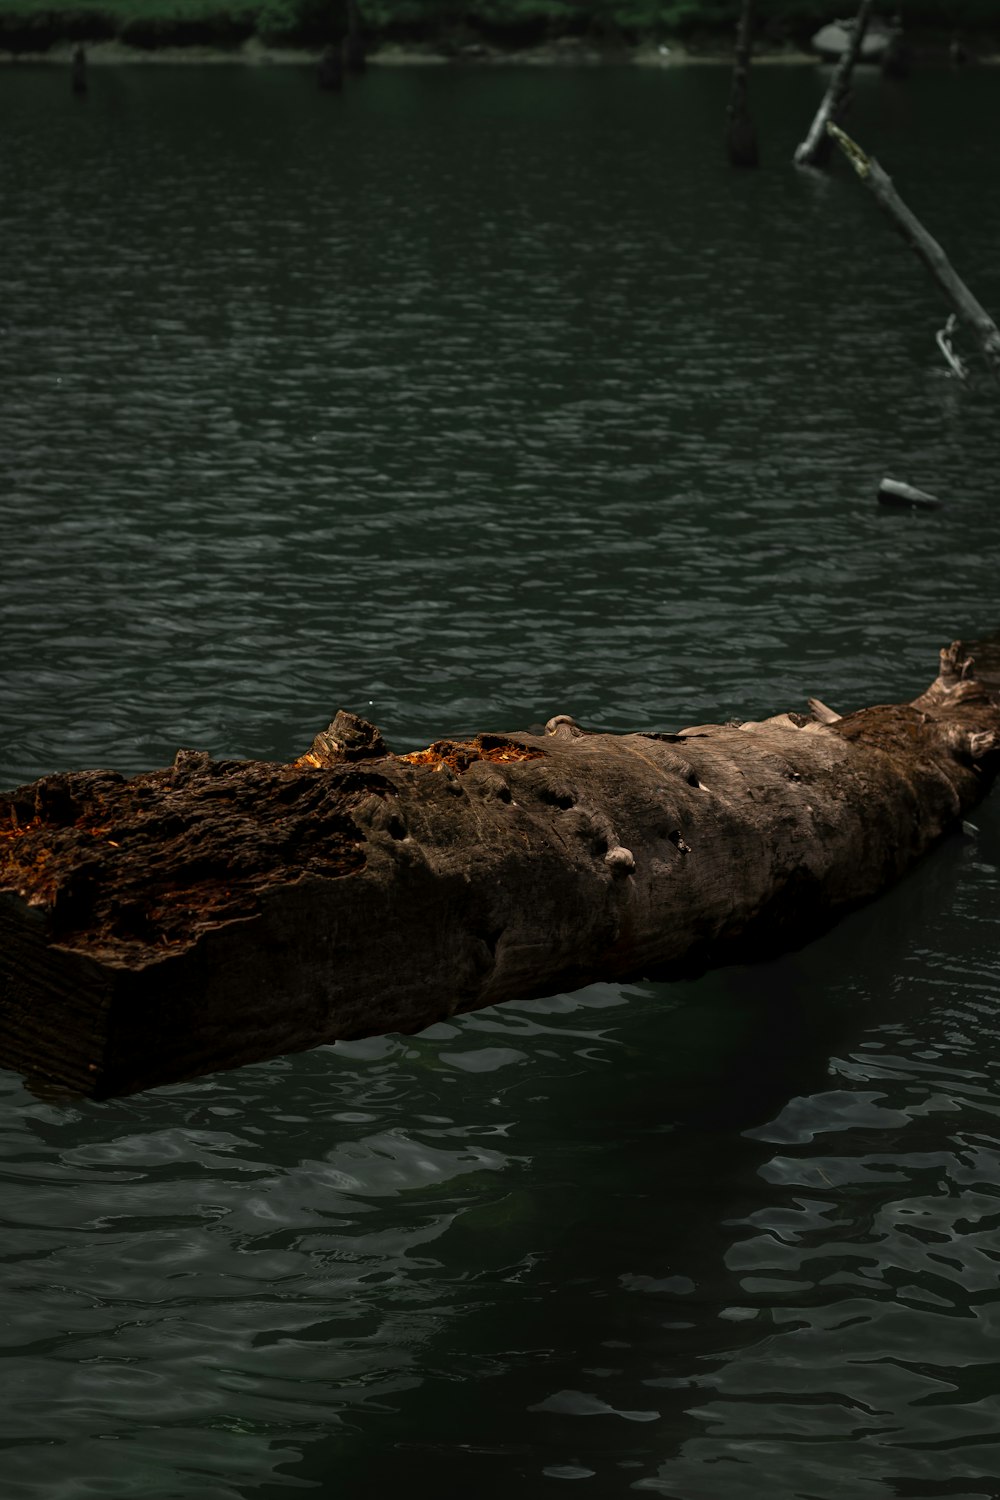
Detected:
left=686, top=770, right=702, bottom=788
left=668, top=830, right=692, bottom=855
left=482, top=926, right=504, bottom=958
left=386, top=815, right=407, bottom=841
left=2, top=807, right=41, bottom=840
left=535, top=784, right=577, bottom=810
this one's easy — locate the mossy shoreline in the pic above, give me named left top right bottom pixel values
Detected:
left=2, top=36, right=815, bottom=65
left=1, top=2, right=996, bottom=65
left=4, top=33, right=998, bottom=68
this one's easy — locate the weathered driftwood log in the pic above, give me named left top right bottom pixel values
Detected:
left=2, top=646, right=999, bottom=1101
left=726, top=0, right=758, bottom=168
left=828, top=124, right=1000, bottom=380
left=795, top=0, right=874, bottom=169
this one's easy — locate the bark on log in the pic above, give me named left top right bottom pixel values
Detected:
left=2, top=646, right=999, bottom=1101
left=828, top=125, right=1000, bottom=380
left=726, top=0, right=758, bottom=169
left=795, top=0, right=874, bottom=169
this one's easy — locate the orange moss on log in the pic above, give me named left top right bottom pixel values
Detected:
left=0, top=760, right=375, bottom=961
left=397, top=736, right=545, bottom=774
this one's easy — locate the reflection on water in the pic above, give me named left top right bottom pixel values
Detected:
left=2, top=63, right=1000, bottom=1500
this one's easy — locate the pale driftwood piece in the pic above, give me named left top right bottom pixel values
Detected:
left=829, top=124, right=1000, bottom=380
left=936, top=315, right=969, bottom=381
left=2, top=647, right=1000, bottom=1101
left=807, top=697, right=841, bottom=724
left=726, top=0, right=758, bottom=168
left=878, top=478, right=943, bottom=511
left=795, top=0, right=874, bottom=168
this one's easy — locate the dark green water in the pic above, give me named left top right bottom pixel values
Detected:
left=2, top=61, right=1000, bottom=1499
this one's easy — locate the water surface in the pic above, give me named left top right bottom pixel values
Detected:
left=2, top=62, right=1000, bottom=1499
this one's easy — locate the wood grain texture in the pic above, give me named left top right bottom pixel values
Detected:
left=2, top=645, right=999, bottom=1099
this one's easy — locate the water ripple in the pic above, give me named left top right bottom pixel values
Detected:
left=2, top=63, right=1000, bottom=1500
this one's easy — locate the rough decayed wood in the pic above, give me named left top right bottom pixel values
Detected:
left=795, top=0, right=874, bottom=169
left=828, top=124, right=1000, bottom=379
left=2, top=646, right=999, bottom=1100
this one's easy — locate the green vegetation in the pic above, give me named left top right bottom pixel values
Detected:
left=0, top=0, right=260, bottom=51
left=0, top=0, right=994, bottom=56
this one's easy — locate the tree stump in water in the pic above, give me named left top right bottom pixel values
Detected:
left=344, top=0, right=366, bottom=74
left=71, top=45, right=87, bottom=95
left=2, top=646, right=999, bottom=1100
left=726, top=0, right=759, bottom=168
left=318, top=43, right=343, bottom=92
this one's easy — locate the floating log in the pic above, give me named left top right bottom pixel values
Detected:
left=795, top=0, right=874, bottom=169
left=2, top=646, right=999, bottom=1101
left=878, top=477, right=943, bottom=511
left=828, top=125, right=1000, bottom=379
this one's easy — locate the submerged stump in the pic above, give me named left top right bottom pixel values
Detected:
left=726, top=0, right=759, bottom=168
left=2, top=646, right=999, bottom=1100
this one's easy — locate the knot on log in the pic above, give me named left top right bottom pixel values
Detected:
left=938, top=641, right=975, bottom=690
left=546, top=715, right=584, bottom=739
left=946, top=725, right=1000, bottom=766
left=605, top=845, right=636, bottom=875
left=827, top=122, right=871, bottom=179
left=300, top=711, right=388, bottom=768
left=808, top=698, right=842, bottom=725
left=172, top=749, right=213, bottom=785
left=912, top=642, right=994, bottom=714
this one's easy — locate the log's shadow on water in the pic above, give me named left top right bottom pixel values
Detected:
left=1, top=807, right=994, bottom=1498
left=247, top=819, right=992, bottom=1497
